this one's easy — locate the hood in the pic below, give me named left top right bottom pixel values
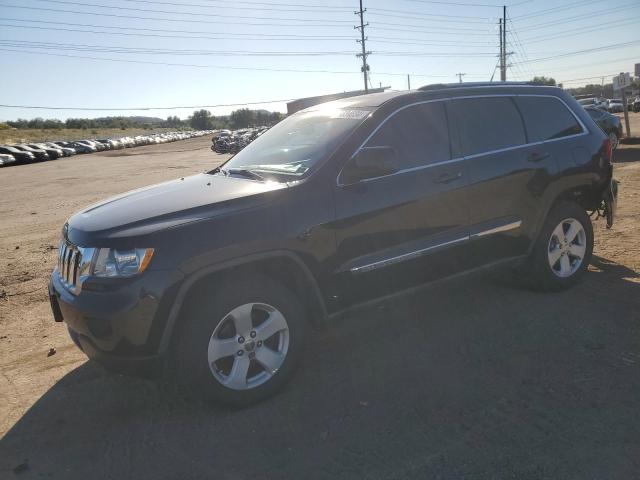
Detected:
left=67, top=173, right=287, bottom=242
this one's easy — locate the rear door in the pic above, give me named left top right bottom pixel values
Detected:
left=330, top=101, right=470, bottom=308
left=448, top=96, right=555, bottom=267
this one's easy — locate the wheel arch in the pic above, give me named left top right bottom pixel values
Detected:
left=158, top=251, right=328, bottom=353
left=528, top=184, right=599, bottom=256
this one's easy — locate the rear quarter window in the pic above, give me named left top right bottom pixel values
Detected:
left=515, top=96, right=584, bottom=142
left=448, top=97, right=526, bottom=157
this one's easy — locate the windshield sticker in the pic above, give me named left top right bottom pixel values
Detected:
left=331, top=110, right=371, bottom=120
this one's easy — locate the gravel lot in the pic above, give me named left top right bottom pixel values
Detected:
left=1, top=132, right=639, bottom=479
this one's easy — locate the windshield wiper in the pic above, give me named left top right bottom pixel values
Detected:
left=208, top=166, right=228, bottom=176
left=226, top=168, right=266, bottom=181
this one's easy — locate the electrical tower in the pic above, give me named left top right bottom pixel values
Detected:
left=456, top=73, right=467, bottom=83
left=355, top=0, right=371, bottom=93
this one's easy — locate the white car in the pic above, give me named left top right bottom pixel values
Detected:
left=608, top=99, right=624, bottom=113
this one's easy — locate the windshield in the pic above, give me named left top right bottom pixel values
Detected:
left=217, top=107, right=370, bottom=179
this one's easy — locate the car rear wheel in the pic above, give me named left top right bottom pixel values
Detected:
left=525, top=201, right=593, bottom=291
left=608, top=131, right=619, bottom=150
left=174, top=275, right=307, bottom=406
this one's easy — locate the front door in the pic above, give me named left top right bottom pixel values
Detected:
left=329, top=101, right=470, bottom=309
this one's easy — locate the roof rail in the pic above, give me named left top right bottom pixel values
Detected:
left=418, top=81, right=537, bottom=91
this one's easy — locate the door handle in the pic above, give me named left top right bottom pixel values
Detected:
left=527, top=152, right=551, bottom=163
left=434, top=171, right=463, bottom=184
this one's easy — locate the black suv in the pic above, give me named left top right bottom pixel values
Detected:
left=49, top=84, right=617, bottom=405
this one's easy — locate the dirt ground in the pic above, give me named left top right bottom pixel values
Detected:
left=1, top=131, right=640, bottom=479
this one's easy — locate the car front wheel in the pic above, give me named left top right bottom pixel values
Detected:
left=174, top=275, right=307, bottom=406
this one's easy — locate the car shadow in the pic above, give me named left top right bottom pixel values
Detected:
left=2, top=257, right=639, bottom=479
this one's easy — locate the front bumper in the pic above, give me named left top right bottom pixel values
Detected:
left=48, top=268, right=181, bottom=377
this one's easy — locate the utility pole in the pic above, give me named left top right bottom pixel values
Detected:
left=499, top=18, right=504, bottom=82
left=355, top=0, right=370, bottom=93
left=456, top=73, right=466, bottom=83
left=501, top=5, right=507, bottom=81
left=407, top=74, right=411, bottom=90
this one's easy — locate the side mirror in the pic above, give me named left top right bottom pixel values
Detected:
left=341, top=146, right=400, bottom=184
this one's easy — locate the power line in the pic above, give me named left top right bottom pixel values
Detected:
left=0, top=40, right=357, bottom=56
left=368, top=8, right=492, bottom=23
left=0, top=47, right=481, bottom=78
left=118, top=0, right=353, bottom=9
left=0, top=39, right=500, bottom=57
left=0, top=98, right=299, bottom=111
left=506, top=12, right=536, bottom=79
left=0, top=3, right=354, bottom=28
left=529, top=56, right=639, bottom=76
left=25, top=0, right=355, bottom=23
left=517, top=3, right=639, bottom=31
left=93, top=0, right=353, bottom=13
left=0, top=18, right=354, bottom=40
left=370, top=26, right=495, bottom=36
left=402, top=0, right=525, bottom=7
left=513, top=40, right=640, bottom=65
left=522, top=18, right=639, bottom=44
left=0, top=22, right=498, bottom=47
left=26, top=0, right=499, bottom=32
left=512, top=0, right=601, bottom=20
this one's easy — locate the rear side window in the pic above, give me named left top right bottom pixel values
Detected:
left=449, top=97, right=526, bottom=156
left=515, top=96, right=583, bottom=142
left=365, top=102, right=450, bottom=169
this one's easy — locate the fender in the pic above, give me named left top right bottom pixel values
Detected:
left=526, top=176, right=601, bottom=256
left=157, top=250, right=328, bottom=353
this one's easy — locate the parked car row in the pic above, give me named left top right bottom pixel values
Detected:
left=0, top=130, right=213, bottom=168
left=211, top=127, right=269, bottom=154
left=576, top=96, right=639, bottom=114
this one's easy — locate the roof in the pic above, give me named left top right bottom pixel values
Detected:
left=286, top=87, right=389, bottom=114
left=299, top=91, right=408, bottom=112
left=297, top=83, right=566, bottom=115
left=418, top=81, right=532, bottom=91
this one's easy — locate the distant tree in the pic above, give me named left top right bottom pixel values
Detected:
left=230, top=108, right=256, bottom=129
left=165, top=115, right=183, bottom=128
left=531, top=76, right=556, bottom=86
left=42, top=119, right=63, bottom=130
left=190, top=109, right=214, bottom=130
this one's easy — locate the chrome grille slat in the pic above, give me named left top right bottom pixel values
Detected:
left=57, top=240, right=86, bottom=294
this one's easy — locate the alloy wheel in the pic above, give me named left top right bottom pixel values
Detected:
left=207, top=303, right=289, bottom=390
left=547, top=218, right=587, bottom=278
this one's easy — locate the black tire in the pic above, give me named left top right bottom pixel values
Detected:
left=525, top=201, right=593, bottom=292
left=173, top=274, right=307, bottom=407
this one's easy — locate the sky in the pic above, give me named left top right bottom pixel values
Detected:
left=0, top=0, right=638, bottom=121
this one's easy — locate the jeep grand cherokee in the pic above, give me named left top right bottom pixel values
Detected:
left=49, top=83, right=618, bottom=405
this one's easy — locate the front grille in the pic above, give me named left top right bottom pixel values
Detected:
left=58, top=241, right=85, bottom=294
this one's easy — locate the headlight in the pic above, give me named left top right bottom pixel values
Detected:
left=92, top=248, right=154, bottom=277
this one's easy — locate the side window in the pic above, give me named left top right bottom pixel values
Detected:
left=449, top=97, right=526, bottom=156
left=515, top=96, right=583, bottom=142
left=365, top=102, right=451, bottom=169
